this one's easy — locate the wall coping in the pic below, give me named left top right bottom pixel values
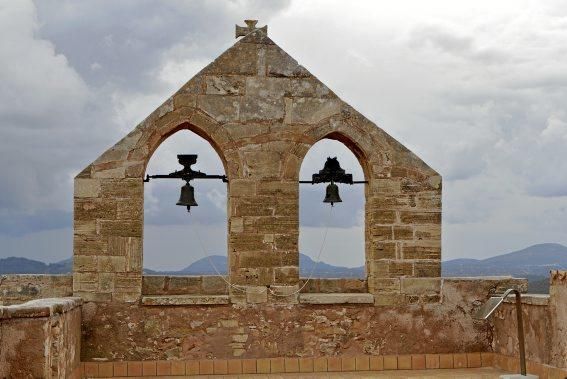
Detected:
left=502, top=293, right=550, bottom=306
left=0, top=297, right=82, bottom=319
left=0, top=273, right=72, bottom=278
left=442, top=276, right=520, bottom=281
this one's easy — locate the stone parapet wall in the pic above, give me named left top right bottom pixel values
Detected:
left=142, top=275, right=229, bottom=295
left=80, top=276, right=525, bottom=361
left=0, top=297, right=82, bottom=378
left=492, top=270, right=567, bottom=369
left=0, top=274, right=73, bottom=305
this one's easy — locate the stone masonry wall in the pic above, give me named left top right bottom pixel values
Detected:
left=492, top=270, right=567, bottom=369
left=0, top=274, right=73, bottom=305
left=81, top=277, right=524, bottom=361
left=0, top=297, right=82, bottom=378
left=73, top=25, right=442, bottom=304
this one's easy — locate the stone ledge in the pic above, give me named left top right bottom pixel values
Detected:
left=442, top=276, right=519, bottom=281
left=503, top=293, right=549, bottom=306
left=0, top=297, right=83, bottom=319
left=299, top=293, right=374, bottom=304
left=141, top=295, right=230, bottom=306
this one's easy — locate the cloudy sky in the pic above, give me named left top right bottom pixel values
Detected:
left=1, top=0, right=566, bottom=270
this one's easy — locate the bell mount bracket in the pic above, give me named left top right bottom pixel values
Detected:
left=299, top=157, right=367, bottom=185
left=143, top=154, right=228, bottom=184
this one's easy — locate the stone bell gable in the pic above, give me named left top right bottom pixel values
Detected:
left=73, top=21, right=442, bottom=304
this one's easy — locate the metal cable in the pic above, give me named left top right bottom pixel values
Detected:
left=189, top=205, right=335, bottom=297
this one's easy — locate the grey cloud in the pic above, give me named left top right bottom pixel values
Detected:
left=34, top=0, right=291, bottom=89
left=408, top=25, right=507, bottom=64
left=0, top=209, right=70, bottom=237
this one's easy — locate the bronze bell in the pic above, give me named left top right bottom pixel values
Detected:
left=323, top=182, right=342, bottom=206
left=176, top=183, right=198, bottom=212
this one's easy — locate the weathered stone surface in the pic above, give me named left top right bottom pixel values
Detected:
left=246, top=286, right=268, bottom=304
left=198, top=95, right=240, bottom=123
left=0, top=298, right=82, bottom=378
left=266, top=44, right=309, bottom=77
left=289, top=98, right=341, bottom=124
left=74, top=178, right=101, bottom=198
left=205, top=75, right=245, bottom=95
left=400, top=277, right=441, bottom=295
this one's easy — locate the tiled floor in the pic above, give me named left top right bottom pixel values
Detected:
left=111, top=367, right=511, bottom=378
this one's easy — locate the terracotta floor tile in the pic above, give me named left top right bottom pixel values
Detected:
left=199, top=360, right=213, bottom=375
left=213, top=359, right=228, bottom=374
left=113, top=362, right=127, bottom=377
left=156, top=361, right=171, bottom=375
left=411, top=354, right=426, bottom=370
left=98, top=362, right=113, bottom=377
left=270, top=357, right=285, bottom=373
left=170, top=360, right=185, bottom=376
left=257, top=358, right=271, bottom=374
left=454, top=353, right=467, bottom=368
left=185, top=361, right=199, bottom=375
left=355, top=356, right=369, bottom=371
left=313, top=357, right=327, bottom=372
left=285, top=358, right=299, bottom=373
left=426, top=354, right=440, bottom=369
left=83, top=362, right=98, bottom=377
left=370, top=356, right=384, bottom=371
left=467, top=352, right=482, bottom=368
left=142, top=361, right=156, bottom=376
left=327, top=357, right=341, bottom=372
left=227, top=359, right=242, bottom=374
left=127, top=361, right=142, bottom=376
left=439, top=353, right=454, bottom=369
left=299, top=357, right=314, bottom=372
left=242, top=358, right=257, bottom=374
left=398, top=355, right=412, bottom=370
left=383, top=355, right=398, bottom=370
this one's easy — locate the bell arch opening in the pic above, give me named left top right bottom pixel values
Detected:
left=298, top=138, right=366, bottom=281
left=143, top=129, right=228, bottom=277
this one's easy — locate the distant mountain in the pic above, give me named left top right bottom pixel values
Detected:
left=144, top=255, right=229, bottom=275
left=299, top=254, right=364, bottom=278
left=442, top=243, right=567, bottom=277
left=0, top=257, right=72, bottom=274
left=144, top=254, right=364, bottom=278
left=442, top=243, right=567, bottom=293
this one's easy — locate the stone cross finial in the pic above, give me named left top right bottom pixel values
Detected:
left=235, top=19, right=267, bottom=38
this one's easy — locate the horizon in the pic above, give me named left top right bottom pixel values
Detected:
left=3, top=241, right=566, bottom=269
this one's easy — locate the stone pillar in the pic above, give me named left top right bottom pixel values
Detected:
left=73, top=176, right=143, bottom=302
left=550, top=270, right=567, bottom=368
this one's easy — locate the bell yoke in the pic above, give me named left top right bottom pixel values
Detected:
left=145, top=155, right=367, bottom=212
left=300, top=156, right=368, bottom=206
left=144, top=154, right=227, bottom=212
